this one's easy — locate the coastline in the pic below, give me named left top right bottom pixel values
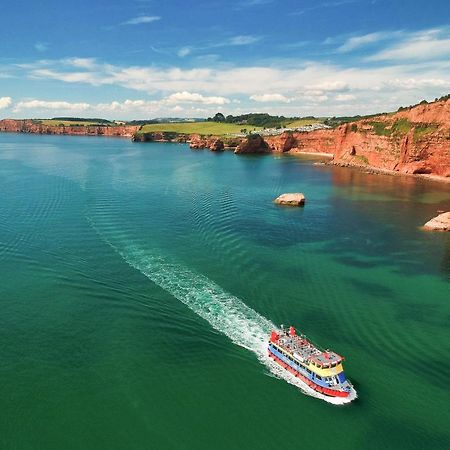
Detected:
left=329, top=160, right=450, bottom=184
left=288, top=150, right=334, bottom=158
left=1, top=112, right=449, bottom=184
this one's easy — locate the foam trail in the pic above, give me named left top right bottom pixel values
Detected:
left=95, top=234, right=355, bottom=405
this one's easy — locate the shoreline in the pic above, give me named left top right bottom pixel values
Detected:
left=288, top=150, right=334, bottom=158
left=329, top=160, right=450, bottom=185
left=0, top=126, right=449, bottom=185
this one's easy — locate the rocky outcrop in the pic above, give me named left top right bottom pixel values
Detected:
left=133, top=131, right=190, bottom=142
left=274, top=193, right=306, bottom=206
left=188, top=135, right=224, bottom=151
left=265, top=132, right=297, bottom=153
left=0, top=119, right=139, bottom=137
left=234, top=134, right=270, bottom=154
left=209, top=139, right=224, bottom=152
left=188, top=134, right=205, bottom=149
left=422, top=212, right=450, bottom=231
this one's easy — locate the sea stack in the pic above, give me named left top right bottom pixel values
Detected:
left=274, top=193, right=306, bottom=207
left=234, top=134, right=270, bottom=154
left=422, top=212, right=450, bottom=231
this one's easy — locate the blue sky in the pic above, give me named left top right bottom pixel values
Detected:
left=1, top=0, right=449, bottom=119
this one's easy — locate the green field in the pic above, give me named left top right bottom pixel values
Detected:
left=138, top=122, right=262, bottom=136
left=40, top=119, right=112, bottom=126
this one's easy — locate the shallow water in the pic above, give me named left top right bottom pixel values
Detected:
left=1, top=133, right=449, bottom=449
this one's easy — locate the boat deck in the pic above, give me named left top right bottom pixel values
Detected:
left=275, top=333, right=343, bottom=366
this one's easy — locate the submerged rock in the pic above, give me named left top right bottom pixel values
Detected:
left=422, top=212, right=450, bottom=231
left=274, top=193, right=306, bottom=207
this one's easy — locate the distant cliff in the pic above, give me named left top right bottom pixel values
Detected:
left=0, top=119, right=139, bottom=137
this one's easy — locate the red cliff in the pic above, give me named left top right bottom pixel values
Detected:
left=286, top=98, right=450, bottom=179
left=0, top=119, right=139, bottom=138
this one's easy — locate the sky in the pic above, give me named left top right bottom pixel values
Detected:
left=0, top=0, right=449, bottom=119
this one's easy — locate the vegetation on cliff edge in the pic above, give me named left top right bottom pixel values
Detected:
left=137, top=122, right=262, bottom=136
left=207, top=112, right=322, bottom=128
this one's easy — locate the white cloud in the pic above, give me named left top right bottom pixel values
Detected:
left=304, top=81, right=349, bottom=92
left=30, top=68, right=101, bottom=84
left=173, top=35, right=260, bottom=58
left=368, top=28, right=450, bottom=61
left=10, top=28, right=450, bottom=119
left=14, top=100, right=90, bottom=112
left=65, top=57, right=98, bottom=69
left=177, top=47, right=191, bottom=57
left=384, top=78, right=450, bottom=90
left=237, top=0, right=273, bottom=7
left=8, top=97, right=233, bottom=119
left=337, top=32, right=391, bottom=53
left=165, top=91, right=230, bottom=105
left=34, top=42, right=48, bottom=52
left=228, top=35, right=261, bottom=46
left=0, top=97, right=12, bottom=110
left=250, top=93, right=291, bottom=103
left=335, top=94, right=356, bottom=101
left=23, top=57, right=450, bottom=107
left=122, top=15, right=161, bottom=25
left=293, top=0, right=357, bottom=16
left=23, top=56, right=450, bottom=102
left=300, top=93, right=329, bottom=103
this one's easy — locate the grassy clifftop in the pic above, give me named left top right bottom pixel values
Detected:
left=137, top=122, right=262, bottom=136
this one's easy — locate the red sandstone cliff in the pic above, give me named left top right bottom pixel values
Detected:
left=269, top=98, right=449, bottom=178
left=325, top=99, right=450, bottom=177
left=0, top=119, right=139, bottom=137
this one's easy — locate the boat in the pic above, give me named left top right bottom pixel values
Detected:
left=268, top=325, right=355, bottom=399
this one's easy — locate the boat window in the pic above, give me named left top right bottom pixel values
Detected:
left=316, top=375, right=322, bottom=380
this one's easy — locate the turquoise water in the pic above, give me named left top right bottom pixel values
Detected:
left=0, top=133, right=449, bottom=449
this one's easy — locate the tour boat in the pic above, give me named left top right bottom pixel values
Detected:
left=268, top=326, right=355, bottom=399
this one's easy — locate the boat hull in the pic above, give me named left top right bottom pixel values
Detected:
left=268, top=348, right=349, bottom=398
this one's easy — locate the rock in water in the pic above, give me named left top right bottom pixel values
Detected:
left=274, top=193, right=306, bottom=207
left=234, top=134, right=269, bottom=154
left=422, top=212, right=450, bottom=231
left=209, top=139, right=224, bottom=152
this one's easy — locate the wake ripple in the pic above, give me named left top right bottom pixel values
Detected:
left=89, top=219, right=355, bottom=405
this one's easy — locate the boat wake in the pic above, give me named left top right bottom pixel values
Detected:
left=88, top=214, right=356, bottom=405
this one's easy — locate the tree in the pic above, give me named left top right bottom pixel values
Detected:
left=213, top=112, right=225, bottom=122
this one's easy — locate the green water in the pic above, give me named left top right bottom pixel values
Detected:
left=0, top=133, right=449, bottom=449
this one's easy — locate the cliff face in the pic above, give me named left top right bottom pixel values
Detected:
left=326, top=99, right=450, bottom=177
left=133, top=131, right=192, bottom=143
left=325, top=124, right=450, bottom=177
left=0, top=119, right=140, bottom=137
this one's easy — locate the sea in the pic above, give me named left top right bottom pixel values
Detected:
left=0, top=133, right=449, bottom=449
